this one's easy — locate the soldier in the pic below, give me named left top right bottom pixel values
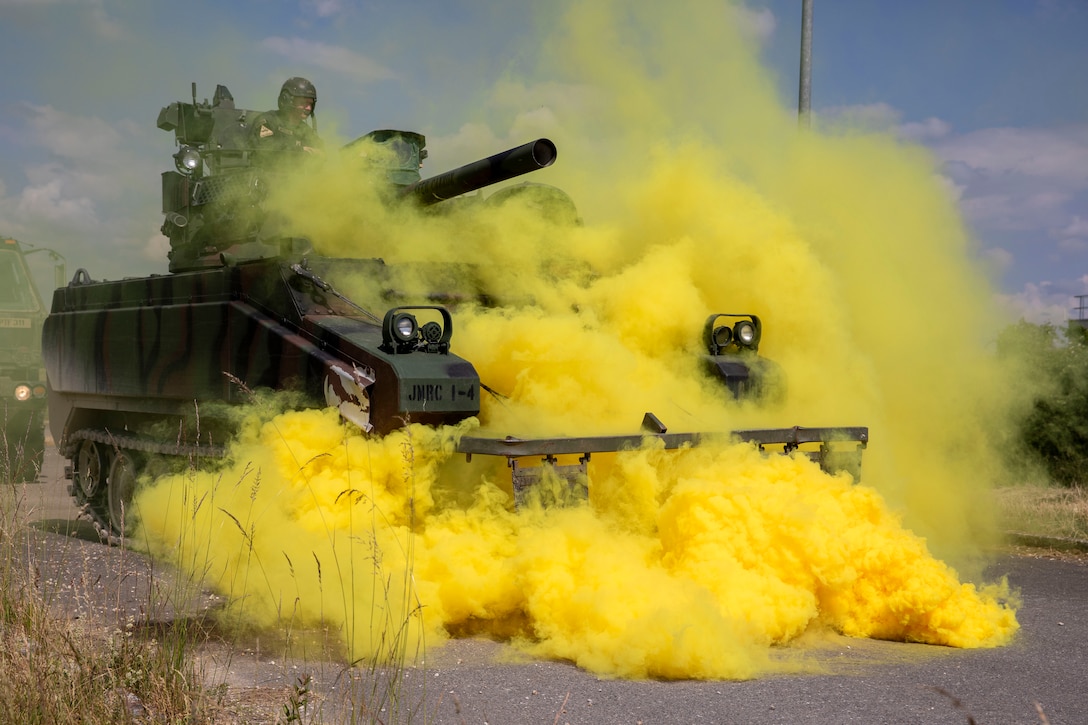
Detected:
left=243, top=77, right=324, bottom=252
left=248, top=76, right=324, bottom=165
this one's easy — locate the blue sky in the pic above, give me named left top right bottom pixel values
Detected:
left=1, top=0, right=1086, bottom=324
left=757, top=0, right=1088, bottom=323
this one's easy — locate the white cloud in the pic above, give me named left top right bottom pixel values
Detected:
left=491, top=80, right=598, bottom=118
left=16, top=177, right=98, bottom=224
left=0, top=0, right=122, bottom=37
left=810, top=116, right=1088, bottom=306
left=995, top=282, right=1076, bottom=326
left=302, top=0, right=344, bottom=19
left=735, top=6, right=776, bottom=42
left=959, top=190, right=1072, bottom=233
left=983, top=246, right=1014, bottom=276
left=935, top=173, right=965, bottom=203
left=898, top=117, right=951, bottom=142
left=0, top=0, right=84, bottom=6
left=0, top=101, right=161, bottom=273
left=260, top=37, right=397, bottom=84
left=1058, top=215, right=1088, bottom=237
left=817, top=103, right=952, bottom=143
left=14, top=104, right=151, bottom=207
left=140, top=226, right=171, bottom=263
left=816, top=102, right=901, bottom=133
left=487, top=79, right=602, bottom=143
left=1057, top=236, right=1088, bottom=254
left=927, top=126, right=1088, bottom=289
left=22, top=102, right=124, bottom=164
left=934, top=126, right=1088, bottom=184
left=424, top=122, right=508, bottom=171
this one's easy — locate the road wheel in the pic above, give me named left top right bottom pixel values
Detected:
left=107, top=449, right=143, bottom=537
left=74, top=439, right=106, bottom=503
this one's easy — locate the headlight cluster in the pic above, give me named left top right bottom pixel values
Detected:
left=12, top=383, right=46, bottom=402
left=703, top=313, right=762, bottom=355
left=381, top=306, right=453, bottom=354
left=173, top=145, right=203, bottom=176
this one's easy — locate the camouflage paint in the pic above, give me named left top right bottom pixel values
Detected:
left=42, top=258, right=481, bottom=454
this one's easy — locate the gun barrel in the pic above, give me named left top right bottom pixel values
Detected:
left=402, top=138, right=557, bottom=206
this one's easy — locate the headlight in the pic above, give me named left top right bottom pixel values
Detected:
left=14, top=384, right=31, bottom=402
left=734, top=320, right=758, bottom=347
left=393, top=313, right=418, bottom=342
left=711, top=325, right=733, bottom=347
left=173, top=145, right=203, bottom=176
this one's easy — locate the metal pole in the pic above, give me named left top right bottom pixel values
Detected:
left=798, top=0, right=813, bottom=127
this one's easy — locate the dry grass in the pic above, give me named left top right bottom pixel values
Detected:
left=993, top=484, right=1088, bottom=542
left=0, top=399, right=434, bottom=725
left=0, top=479, right=223, bottom=722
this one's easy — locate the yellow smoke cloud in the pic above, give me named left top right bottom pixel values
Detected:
left=135, top=408, right=1017, bottom=680
left=134, top=0, right=1020, bottom=679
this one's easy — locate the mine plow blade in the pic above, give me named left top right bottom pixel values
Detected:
left=456, top=415, right=869, bottom=507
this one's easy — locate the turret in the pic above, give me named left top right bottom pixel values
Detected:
left=157, top=84, right=560, bottom=272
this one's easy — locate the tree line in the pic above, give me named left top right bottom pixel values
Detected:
left=997, top=320, right=1088, bottom=487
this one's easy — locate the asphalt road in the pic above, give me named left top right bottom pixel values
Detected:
left=14, top=446, right=1088, bottom=725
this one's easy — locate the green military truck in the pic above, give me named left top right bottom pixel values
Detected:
left=0, top=236, right=49, bottom=482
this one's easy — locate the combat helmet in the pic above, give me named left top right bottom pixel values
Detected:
left=278, top=77, right=317, bottom=113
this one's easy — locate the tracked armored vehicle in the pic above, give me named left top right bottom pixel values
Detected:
left=0, top=236, right=50, bottom=482
left=42, top=82, right=867, bottom=537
